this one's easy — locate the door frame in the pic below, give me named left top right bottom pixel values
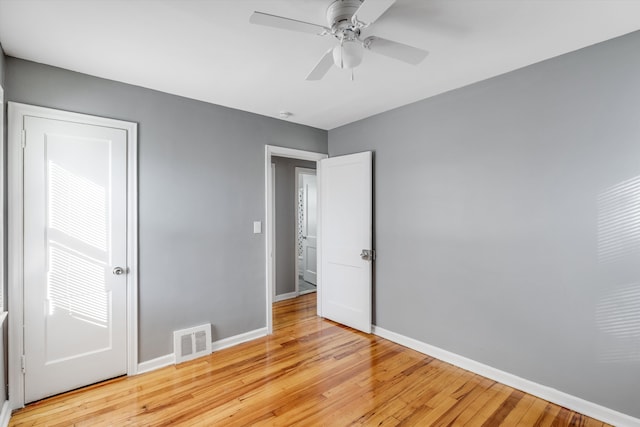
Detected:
left=270, top=162, right=277, bottom=302
left=7, top=102, right=139, bottom=409
left=265, top=146, right=327, bottom=333
left=294, top=167, right=317, bottom=294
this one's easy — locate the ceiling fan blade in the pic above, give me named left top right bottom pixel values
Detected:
left=353, top=0, right=396, bottom=25
left=250, top=11, right=328, bottom=35
left=305, top=49, right=335, bottom=81
left=364, top=36, right=428, bottom=65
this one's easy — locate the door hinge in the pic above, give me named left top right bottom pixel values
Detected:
left=21, top=355, right=26, bottom=374
left=360, top=249, right=376, bottom=261
left=21, top=129, right=26, bottom=148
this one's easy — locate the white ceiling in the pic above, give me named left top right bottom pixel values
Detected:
left=1, top=0, right=639, bottom=130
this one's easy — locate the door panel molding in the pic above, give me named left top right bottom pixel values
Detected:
left=8, top=103, right=138, bottom=409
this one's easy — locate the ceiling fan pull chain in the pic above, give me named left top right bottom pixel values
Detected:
left=351, top=69, right=355, bottom=81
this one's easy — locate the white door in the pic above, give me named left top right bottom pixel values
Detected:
left=319, top=151, right=372, bottom=333
left=302, top=173, right=318, bottom=285
left=23, top=115, right=128, bottom=403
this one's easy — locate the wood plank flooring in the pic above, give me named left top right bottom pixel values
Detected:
left=10, top=293, right=609, bottom=426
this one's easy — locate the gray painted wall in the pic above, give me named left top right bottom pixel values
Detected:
left=5, top=58, right=327, bottom=362
left=329, top=31, right=640, bottom=418
left=272, top=157, right=316, bottom=296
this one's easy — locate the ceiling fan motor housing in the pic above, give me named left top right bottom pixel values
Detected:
left=326, top=0, right=363, bottom=30
left=326, top=0, right=365, bottom=69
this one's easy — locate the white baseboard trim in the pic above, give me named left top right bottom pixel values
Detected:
left=274, top=292, right=298, bottom=302
left=211, top=327, right=268, bottom=352
left=372, top=326, right=640, bottom=427
left=137, top=327, right=269, bottom=375
left=0, top=400, right=12, bottom=427
left=137, top=353, right=175, bottom=374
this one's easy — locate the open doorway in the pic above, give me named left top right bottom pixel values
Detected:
left=272, top=157, right=316, bottom=302
left=265, top=146, right=327, bottom=333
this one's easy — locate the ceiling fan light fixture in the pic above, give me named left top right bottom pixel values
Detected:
left=332, top=40, right=364, bottom=69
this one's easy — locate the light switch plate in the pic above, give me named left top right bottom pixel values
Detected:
left=253, top=221, right=262, bottom=234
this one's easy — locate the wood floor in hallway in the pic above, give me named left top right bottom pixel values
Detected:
left=10, top=293, right=609, bottom=426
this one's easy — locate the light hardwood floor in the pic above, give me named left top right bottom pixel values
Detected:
left=10, top=293, right=609, bottom=426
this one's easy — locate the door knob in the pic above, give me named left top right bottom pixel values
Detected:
left=113, top=267, right=126, bottom=275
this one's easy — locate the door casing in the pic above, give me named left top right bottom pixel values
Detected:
left=265, top=146, right=327, bottom=333
left=8, top=102, right=139, bottom=409
left=295, top=167, right=317, bottom=291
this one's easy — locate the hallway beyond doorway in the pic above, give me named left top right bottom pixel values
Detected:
left=298, top=276, right=316, bottom=294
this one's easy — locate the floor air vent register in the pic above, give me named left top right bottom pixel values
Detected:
left=173, top=324, right=212, bottom=364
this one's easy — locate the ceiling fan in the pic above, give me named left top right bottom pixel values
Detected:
left=250, top=0, right=429, bottom=80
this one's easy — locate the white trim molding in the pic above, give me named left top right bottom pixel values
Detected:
left=7, top=102, right=139, bottom=409
left=265, top=146, right=327, bottom=335
left=0, top=86, right=5, bottom=317
left=137, top=354, right=176, bottom=375
left=0, top=401, right=11, bottom=427
left=210, top=327, right=268, bottom=352
left=274, top=292, right=298, bottom=302
left=0, top=88, right=8, bottom=427
left=373, top=326, right=640, bottom=427
left=137, top=327, right=268, bottom=374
